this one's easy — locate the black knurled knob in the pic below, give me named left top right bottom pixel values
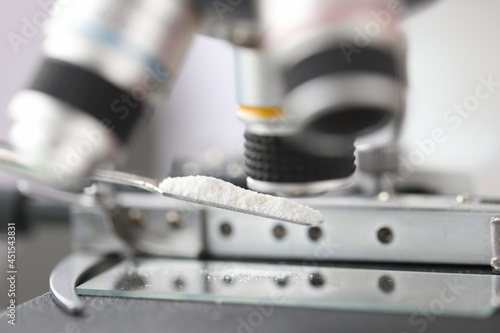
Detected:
left=244, top=132, right=356, bottom=183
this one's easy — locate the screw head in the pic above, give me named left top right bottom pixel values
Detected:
left=308, top=227, right=322, bottom=241
left=127, top=209, right=147, bottom=228
left=377, top=227, right=394, bottom=244
left=165, top=210, right=184, bottom=229
left=220, top=222, right=233, bottom=237
left=273, top=225, right=286, bottom=240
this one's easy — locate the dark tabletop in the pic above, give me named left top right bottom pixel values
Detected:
left=1, top=292, right=499, bottom=333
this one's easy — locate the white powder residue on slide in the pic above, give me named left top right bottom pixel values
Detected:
left=159, top=175, right=323, bottom=226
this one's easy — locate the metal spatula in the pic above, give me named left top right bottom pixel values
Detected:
left=91, top=170, right=324, bottom=226
left=0, top=146, right=323, bottom=226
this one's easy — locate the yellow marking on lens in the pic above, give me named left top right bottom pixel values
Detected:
left=237, top=106, right=284, bottom=118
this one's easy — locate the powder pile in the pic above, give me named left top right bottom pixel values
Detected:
left=159, top=175, right=323, bottom=226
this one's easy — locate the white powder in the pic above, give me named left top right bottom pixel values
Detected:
left=159, top=175, right=323, bottom=226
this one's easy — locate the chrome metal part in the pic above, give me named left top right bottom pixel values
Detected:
left=44, top=0, right=197, bottom=93
left=246, top=176, right=356, bottom=197
left=6, top=0, right=198, bottom=190
left=109, top=205, right=203, bottom=257
left=91, top=170, right=163, bottom=195
left=206, top=194, right=500, bottom=265
left=234, top=47, right=283, bottom=108
left=50, top=252, right=120, bottom=314
left=16, top=179, right=81, bottom=206
left=358, top=144, right=400, bottom=175
left=196, top=0, right=258, bottom=44
left=491, top=217, right=500, bottom=274
left=69, top=191, right=500, bottom=265
left=0, top=143, right=45, bottom=181
left=257, top=0, right=406, bottom=138
left=9, top=91, right=122, bottom=189
left=71, top=192, right=204, bottom=258
left=92, top=170, right=323, bottom=225
left=357, top=143, right=400, bottom=194
left=284, top=74, right=403, bottom=135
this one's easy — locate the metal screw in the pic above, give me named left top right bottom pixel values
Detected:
left=127, top=209, right=147, bottom=228
left=308, top=227, right=322, bottom=241
left=378, top=275, right=395, bottom=293
left=220, top=222, right=233, bottom=237
left=309, top=272, right=325, bottom=288
left=377, top=227, right=394, bottom=244
left=165, top=210, right=184, bottom=229
left=273, top=225, right=286, bottom=240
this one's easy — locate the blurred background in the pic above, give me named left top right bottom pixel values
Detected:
left=1, top=0, right=500, bottom=307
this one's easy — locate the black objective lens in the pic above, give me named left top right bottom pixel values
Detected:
left=244, top=132, right=356, bottom=184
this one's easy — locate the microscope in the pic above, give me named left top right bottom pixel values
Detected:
left=1, top=0, right=499, bottom=330
left=6, top=0, right=408, bottom=192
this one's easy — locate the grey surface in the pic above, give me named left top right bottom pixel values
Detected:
left=0, top=223, right=71, bottom=310
left=1, top=292, right=499, bottom=333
